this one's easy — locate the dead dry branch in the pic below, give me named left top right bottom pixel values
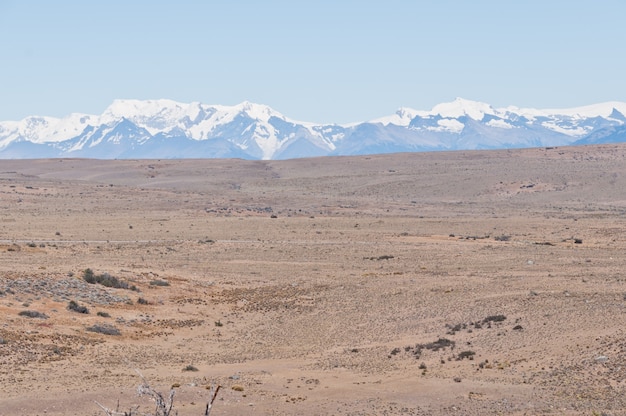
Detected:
left=96, top=370, right=220, bottom=416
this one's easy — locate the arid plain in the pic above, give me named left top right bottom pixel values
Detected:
left=2, top=145, right=626, bottom=415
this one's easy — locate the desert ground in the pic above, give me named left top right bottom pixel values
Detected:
left=1, top=144, right=626, bottom=415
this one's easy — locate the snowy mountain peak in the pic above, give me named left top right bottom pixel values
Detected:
left=430, top=97, right=496, bottom=120
left=1, top=98, right=626, bottom=160
left=504, top=101, right=626, bottom=120
left=232, top=101, right=284, bottom=122
left=370, top=107, right=422, bottom=126
left=103, top=99, right=185, bottom=119
left=609, top=108, right=626, bottom=122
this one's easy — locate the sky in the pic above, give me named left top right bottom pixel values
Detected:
left=1, top=0, right=625, bottom=124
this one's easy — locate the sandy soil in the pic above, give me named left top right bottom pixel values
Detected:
left=1, top=144, right=626, bottom=415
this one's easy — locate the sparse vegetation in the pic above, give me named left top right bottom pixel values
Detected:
left=182, top=364, right=199, bottom=372
left=390, top=338, right=456, bottom=360
left=446, top=315, right=509, bottom=335
left=6, top=150, right=626, bottom=414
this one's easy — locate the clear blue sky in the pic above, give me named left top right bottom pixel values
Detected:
left=1, top=0, right=625, bottom=123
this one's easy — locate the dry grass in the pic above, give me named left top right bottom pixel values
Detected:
left=1, top=145, right=626, bottom=414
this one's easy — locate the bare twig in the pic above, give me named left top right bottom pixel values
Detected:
left=136, top=382, right=175, bottom=416
left=96, top=369, right=217, bottom=416
left=94, top=400, right=139, bottom=416
left=204, top=384, right=221, bottom=416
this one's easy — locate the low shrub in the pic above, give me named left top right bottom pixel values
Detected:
left=483, top=314, right=506, bottom=324
left=18, top=310, right=49, bottom=319
left=149, top=279, right=170, bottom=287
left=456, top=350, right=476, bottom=360
left=68, top=300, right=89, bottom=314
left=423, top=338, right=455, bottom=351
left=364, top=255, right=395, bottom=261
left=86, top=324, right=121, bottom=336
left=390, top=338, right=456, bottom=360
left=83, top=268, right=134, bottom=290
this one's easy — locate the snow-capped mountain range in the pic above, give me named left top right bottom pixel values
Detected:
left=1, top=98, right=626, bottom=160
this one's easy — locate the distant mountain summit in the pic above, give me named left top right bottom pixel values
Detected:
left=2, top=98, right=626, bottom=159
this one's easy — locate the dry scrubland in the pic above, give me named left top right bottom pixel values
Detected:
left=1, top=145, right=626, bottom=415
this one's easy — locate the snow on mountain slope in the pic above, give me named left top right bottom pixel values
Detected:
left=507, top=101, right=626, bottom=119
left=1, top=98, right=625, bottom=160
left=372, top=107, right=425, bottom=127
left=0, top=113, right=95, bottom=146
left=97, top=99, right=322, bottom=159
left=430, top=97, right=497, bottom=120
